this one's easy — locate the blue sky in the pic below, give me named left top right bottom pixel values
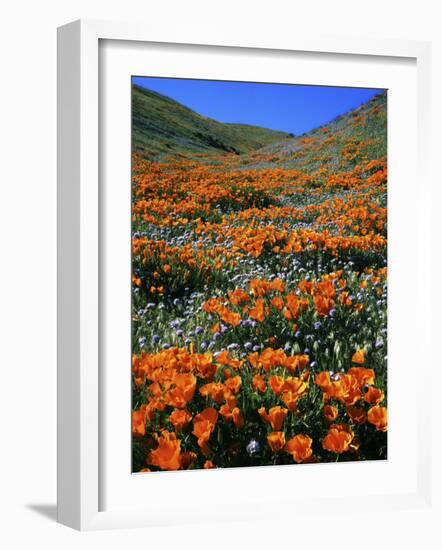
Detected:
left=133, top=76, right=384, bottom=136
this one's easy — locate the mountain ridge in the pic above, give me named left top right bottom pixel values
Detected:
left=132, top=84, right=294, bottom=160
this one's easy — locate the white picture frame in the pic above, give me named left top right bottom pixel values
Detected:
left=57, top=19, right=432, bottom=531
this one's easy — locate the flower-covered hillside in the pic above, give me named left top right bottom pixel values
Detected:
left=131, top=89, right=388, bottom=472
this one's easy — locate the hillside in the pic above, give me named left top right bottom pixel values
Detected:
left=242, top=90, right=387, bottom=172
left=131, top=86, right=388, bottom=472
left=132, top=84, right=294, bottom=160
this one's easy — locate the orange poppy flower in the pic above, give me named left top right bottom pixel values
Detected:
left=215, top=350, right=242, bottom=370
left=145, top=397, right=166, bottom=422
left=203, top=297, right=223, bottom=314
left=225, top=375, right=242, bottom=395
left=191, top=354, right=217, bottom=380
left=364, top=386, right=384, bottom=405
left=252, top=374, right=267, bottom=393
left=224, top=392, right=237, bottom=409
left=223, top=368, right=232, bottom=380
left=284, top=293, right=300, bottom=320
left=314, top=294, right=335, bottom=316
left=322, top=424, right=354, bottom=454
left=166, top=373, right=196, bottom=408
left=132, top=406, right=147, bottom=438
left=228, top=288, right=250, bottom=306
left=367, top=405, right=388, bottom=431
left=269, top=375, right=285, bottom=396
left=220, top=308, right=241, bottom=327
left=281, top=383, right=307, bottom=411
left=323, top=404, right=338, bottom=423
left=192, top=407, right=218, bottom=455
left=317, top=279, right=336, bottom=299
left=298, top=279, right=313, bottom=294
left=271, top=295, right=284, bottom=311
left=315, top=371, right=332, bottom=390
left=283, top=376, right=308, bottom=395
left=346, top=406, right=366, bottom=424
left=199, top=382, right=225, bottom=404
left=348, top=366, right=375, bottom=387
left=259, top=406, right=288, bottom=431
left=232, top=407, right=245, bottom=429
left=338, top=373, right=363, bottom=406
left=169, top=408, right=192, bottom=432
left=284, top=354, right=310, bottom=373
left=285, top=434, right=313, bottom=463
left=271, top=277, right=285, bottom=292
left=249, top=299, right=266, bottom=322
left=148, top=431, right=182, bottom=471
left=351, top=349, right=366, bottom=364
left=219, top=403, right=233, bottom=421
left=204, top=460, right=215, bottom=469
left=267, top=431, right=286, bottom=452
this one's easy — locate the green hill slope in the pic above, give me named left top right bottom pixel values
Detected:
left=132, top=84, right=294, bottom=160
left=244, top=90, right=387, bottom=172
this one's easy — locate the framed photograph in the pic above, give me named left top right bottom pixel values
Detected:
left=57, top=19, right=432, bottom=530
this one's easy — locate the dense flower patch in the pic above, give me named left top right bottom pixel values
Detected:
left=131, top=93, right=387, bottom=472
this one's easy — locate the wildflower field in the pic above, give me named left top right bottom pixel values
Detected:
left=131, top=83, right=388, bottom=472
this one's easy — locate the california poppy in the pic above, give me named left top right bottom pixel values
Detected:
left=267, top=431, right=286, bottom=452
left=323, top=404, right=338, bottom=423
left=346, top=406, right=366, bottom=424
left=192, top=407, right=218, bottom=455
left=351, top=349, right=366, bottom=364
left=169, top=408, right=192, bottom=432
left=285, top=434, right=313, bottom=463
left=259, top=406, right=288, bottom=431
left=166, top=373, right=196, bottom=408
left=322, top=424, right=354, bottom=454
left=132, top=406, right=147, bottom=438
left=367, top=405, right=388, bottom=431
left=148, top=431, right=182, bottom=471
left=252, top=374, right=267, bottom=393
left=364, top=386, right=384, bottom=405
